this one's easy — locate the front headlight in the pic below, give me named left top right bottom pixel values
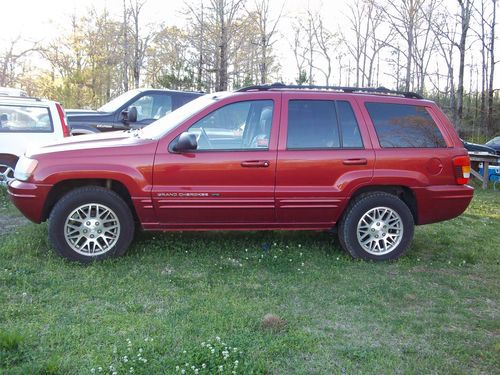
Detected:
left=14, top=156, right=38, bottom=181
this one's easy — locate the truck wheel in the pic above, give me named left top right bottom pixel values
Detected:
left=49, top=186, right=135, bottom=263
left=0, top=156, right=17, bottom=186
left=338, top=192, right=414, bottom=261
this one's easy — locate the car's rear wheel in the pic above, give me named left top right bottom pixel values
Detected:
left=338, top=192, right=414, bottom=261
left=49, top=187, right=134, bottom=262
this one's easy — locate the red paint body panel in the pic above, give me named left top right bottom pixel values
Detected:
left=8, top=90, right=473, bottom=233
left=8, top=180, right=51, bottom=223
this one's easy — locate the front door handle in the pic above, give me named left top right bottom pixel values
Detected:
left=342, top=158, right=368, bottom=165
left=241, top=160, right=270, bottom=168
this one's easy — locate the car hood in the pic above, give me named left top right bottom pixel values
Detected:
left=462, top=140, right=496, bottom=155
left=66, top=109, right=105, bottom=115
left=26, top=131, right=152, bottom=158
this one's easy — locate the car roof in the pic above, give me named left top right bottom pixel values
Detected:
left=0, top=96, right=54, bottom=105
left=135, top=88, right=204, bottom=95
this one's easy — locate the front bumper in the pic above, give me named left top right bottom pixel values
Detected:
left=8, top=180, right=52, bottom=223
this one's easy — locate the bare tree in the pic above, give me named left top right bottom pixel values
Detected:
left=210, top=0, right=245, bottom=91
left=128, top=0, right=154, bottom=88
left=311, top=12, right=338, bottom=86
left=487, top=0, right=497, bottom=135
left=455, top=0, right=473, bottom=131
left=344, top=0, right=369, bottom=87
left=290, top=18, right=308, bottom=85
left=245, top=0, right=284, bottom=84
left=0, top=37, right=38, bottom=87
left=431, top=8, right=459, bottom=123
left=413, top=0, right=439, bottom=94
left=381, top=0, right=426, bottom=92
left=122, top=0, right=130, bottom=92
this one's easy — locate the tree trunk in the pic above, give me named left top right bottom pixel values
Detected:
left=456, top=0, right=471, bottom=132
left=487, top=0, right=496, bottom=136
left=123, top=0, right=129, bottom=92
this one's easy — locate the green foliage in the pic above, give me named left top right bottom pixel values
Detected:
left=295, top=70, right=308, bottom=85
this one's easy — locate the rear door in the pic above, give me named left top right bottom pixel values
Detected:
left=275, top=93, right=375, bottom=227
left=152, top=93, right=281, bottom=228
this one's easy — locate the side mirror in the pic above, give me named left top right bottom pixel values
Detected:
left=121, top=106, right=138, bottom=124
left=172, top=132, right=197, bottom=153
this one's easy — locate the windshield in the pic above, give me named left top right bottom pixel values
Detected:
left=140, top=93, right=230, bottom=139
left=486, top=136, right=500, bottom=146
left=98, top=89, right=142, bottom=112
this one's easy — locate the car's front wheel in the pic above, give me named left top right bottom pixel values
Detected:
left=49, top=187, right=135, bottom=262
left=338, top=192, right=414, bottom=261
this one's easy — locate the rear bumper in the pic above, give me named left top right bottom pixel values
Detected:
left=8, top=180, right=52, bottom=223
left=413, top=185, right=474, bottom=225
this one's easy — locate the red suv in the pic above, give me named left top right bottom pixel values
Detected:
left=8, top=84, right=473, bottom=262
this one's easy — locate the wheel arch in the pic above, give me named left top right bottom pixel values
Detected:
left=0, top=153, right=19, bottom=166
left=42, top=178, right=138, bottom=223
left=348, top=185, right=418, bottom=224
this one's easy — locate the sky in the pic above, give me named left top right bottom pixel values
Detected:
left=0, top=0, right=498, bottom=90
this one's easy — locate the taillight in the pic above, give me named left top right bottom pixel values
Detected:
left=453, top=156, right=471, bottom=185
left=55, top=102, right=70, bottom=137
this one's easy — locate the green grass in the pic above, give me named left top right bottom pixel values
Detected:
left=0, top=187, right=499, bottom=374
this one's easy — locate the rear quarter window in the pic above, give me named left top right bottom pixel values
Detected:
left=365, top=102, right=446, bottom=148
left=0, top=105, right=53, bottom=133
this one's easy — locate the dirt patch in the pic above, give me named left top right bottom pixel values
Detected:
left=0, top=214, right=29, bottom=236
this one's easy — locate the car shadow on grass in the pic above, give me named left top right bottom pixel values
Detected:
left=127, top=229, right=343, bottom=259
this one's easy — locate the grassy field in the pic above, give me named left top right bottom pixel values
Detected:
left=0, top=186, right=499, bottom=374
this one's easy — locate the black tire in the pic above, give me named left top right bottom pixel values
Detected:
left=338, top=192, right=414, bottom=261
left=48, top=186, right=135, bottom=263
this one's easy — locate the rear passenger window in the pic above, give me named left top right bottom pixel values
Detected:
left=287, top=100, right=340, bottom=149
left=337, top=101, right=363, bottom=148
left=0, top=105, right=52, bottom=133
left=287, top=100, right=363, bottom=149
left=366, top=103, right=446, bottom=148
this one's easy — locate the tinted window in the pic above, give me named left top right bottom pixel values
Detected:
left=366, top=103, right=446, bottom=148
left=187, top=100, right=273, bottom=150
left=0, top=105, right=52, bottom=133
left=287, top=100, right=340, bottom=149
left=131, top=94, right=172, bottom=121
left=338, top=101, right=363, bottom=148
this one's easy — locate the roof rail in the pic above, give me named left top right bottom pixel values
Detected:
left=236, top=83, right=423, bottom=99
left=0, top=94, right=42, bottom=101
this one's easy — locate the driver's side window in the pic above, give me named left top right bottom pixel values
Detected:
left=187, top=100, right=273, bottom=150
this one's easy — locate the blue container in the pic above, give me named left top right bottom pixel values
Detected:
left=478, top=164, right=500, bottom=181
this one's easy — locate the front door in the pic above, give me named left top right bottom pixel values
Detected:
left=152, top=94, right=281, bottom=228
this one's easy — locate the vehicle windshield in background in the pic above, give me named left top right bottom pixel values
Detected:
left=140, top=93, right=227, bottom=139
left=486, top=136, right=500, bottom=147
left=98, top=89, right=141, bottom=112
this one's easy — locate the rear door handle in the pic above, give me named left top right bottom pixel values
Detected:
left=343, top=158, right=368, bottom=165
left=241, top=160, right=270, bottom=168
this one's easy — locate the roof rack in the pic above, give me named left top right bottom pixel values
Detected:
left=0, top=94, right=42, bottom=101
left=236, top=83, right=423, bottom=99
